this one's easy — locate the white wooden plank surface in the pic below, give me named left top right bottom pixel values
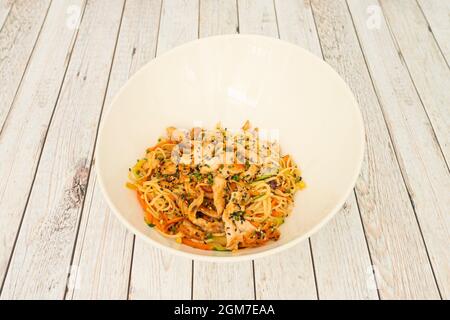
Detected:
left=199, top=0, right=238, bottom=37
left=348, top=0, right=450, bottom=300
left=192, top=0, right=256, bottom=300
left=417, top=0, right=450, bottom=63
left=67, top=0, right=162, bottom=300
left=238, top=0, right=278, bottom=36
left=193, top=262, right=255, bottom=299
left=0, top=0, right=126, bottom=299
left=0, top=0, right=51, bottom=130
left=0, top=0, right=14, bottom=29
left=0, top=0, right=86, bottom=292
left=128, top=0, right=198, bottom=300
left=310, top=0, right=440, bottom=299
left=379, top=0, right=450, bottom=163
left=0, top=0, right=447, bottom=300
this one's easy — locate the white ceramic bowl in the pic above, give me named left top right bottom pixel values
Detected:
left=96, top=35, right=364, bottom=262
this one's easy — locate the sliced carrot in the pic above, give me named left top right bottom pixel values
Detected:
left=163, top=217, right=184, bottom=232
left=182, top=238, right=213, bottom=250
left=271, top=198, right=278, bottom=206
left=271, top=210, right=283, bottom=217
left=147, top=140, right=176, bottom=152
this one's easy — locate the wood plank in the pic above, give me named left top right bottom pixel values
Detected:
left=191, top=0, right=255, bottom=300
left=310, top=0, right=440, bottom=299
left=347, top=0, right=450, bottom=299
left=128, top=0, right=197, bottom=300
left=380, top=0, right=450, bottom=163
left=199, top=0, right=238, bottom=37
left=67, top=0, right=162, bottom=300
left=0, top=0, right=51, bottom=130
left=238, top=0, right=278, bottom=36
left=310, top=196, right=378, bottom=299
left=193, top=262, right=254, bottom=299
left=0, top=0, right=86, bottom=292
left=417, top=0, right=450, bottom=63
left=0, top=0, right=126, bottom=299
left=0, top=0, right=14, bottom=29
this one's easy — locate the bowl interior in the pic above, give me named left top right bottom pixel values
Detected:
left=96, top=35, right=364, bottom=261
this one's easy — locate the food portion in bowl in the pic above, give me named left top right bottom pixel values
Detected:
left=126, top=121, right=306, bottom=251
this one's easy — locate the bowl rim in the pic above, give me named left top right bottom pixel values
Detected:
left=95, top=34, right=365, bottom=263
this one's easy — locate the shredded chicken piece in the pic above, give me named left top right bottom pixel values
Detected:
left=212, top=175, right=226, bottom=215
left=191, top=218, right=224, bottom=234
left=178, top=220, right=205, bottom=240
left=222, top=198, right=256, bottom=250
left=166, top=126, right=186, bottom=141
left=199, top=205, right=221, bottom=218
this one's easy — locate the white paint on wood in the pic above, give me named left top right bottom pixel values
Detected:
left=348, top=0, right=450, bottom=300
left=380, top=0, right=450, bottom=163
left=199, top=0, right=238, bottom=37
left=0, top=0, right=14, bottom=29
left=193, top=262, right=254, bottom=299
left=0, top=0, right=86, bottom=291
left=128, top=0, right=198, bottom=299
left=238, top=0, right=278, bottom=36
left=310, top=0, right=440, bottom=299
left=254, top=244, right=317, bottom=300
left=0, top=0, right=51, bottom=129
left=0, top=0, right=125, bottom=299
left=310, top=197, right=377, bottom=299
left=68, top=0, right=162, bottom=300
left=417, top=0, right=450, bottom=63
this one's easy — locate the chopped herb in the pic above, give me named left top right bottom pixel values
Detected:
left=230, top=210, right=245, bottom=222
left=252, top=193, right=265, bottom=200
left=207, top=173, right=214, bottom=185
left=147, top=223, right=155, bottom=228
left=231, top=174, right=240, bottom=182
left=193, top=172, right=202, bottom=181
left=255, top=174, right=275, bottom=181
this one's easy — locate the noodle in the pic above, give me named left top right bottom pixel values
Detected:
left=126, top=121, right=306, bottom=251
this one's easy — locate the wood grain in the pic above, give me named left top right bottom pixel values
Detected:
left=417, top=0, right=450, bottom=63
left=348, top=0, right=450, bottom=300
left=128, top=0, right=198, bottom=300
left=380, top=0, right=450, bottom=163
left=0, top=0, right=86, bottom=293
left=193, top=262, right=255, bottom=299
left=0, top=0, right=447, bottom=300
left=199, top=0, right=238, bottom=37
left=0, top=0, right=125, bottom=299
left=310, top=0, right=440, bottom=299
left=0, top=0, right=51, bottom=130
left=0, top=0, right=14, bottom=29
left=67, top=0, right=162, bottom=300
